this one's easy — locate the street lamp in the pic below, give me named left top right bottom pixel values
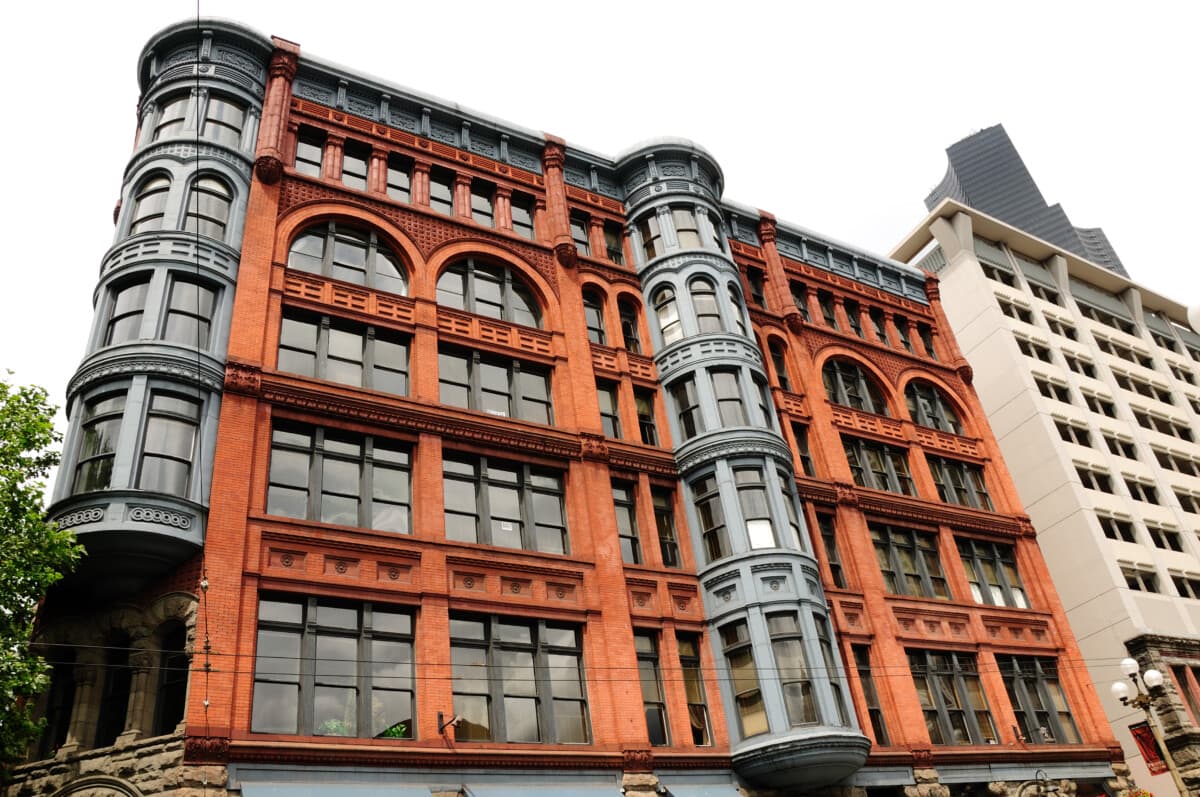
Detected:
left=1111, top=657, right=1188, bottom=796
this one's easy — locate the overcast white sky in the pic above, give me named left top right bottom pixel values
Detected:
left=3, top=0, right=1197, bottom=454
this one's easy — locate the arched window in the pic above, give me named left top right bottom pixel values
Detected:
left=130, top=175, right=171, bottom=235
left=582, top=289, right=606, bottom=344
left=769, top=340, right=791, bottom=391
left=653, top=286, right=681, bottom=345
left=153, top=623, right=189, bottom=736
left=436, top=257, right=540, bottom=327
left=822, top=359, right=888, bottom=415
left=288, top=222, right=407, bottom=297
left=691, top=278, right=722, bottom=333
left=728, top=283, right=747, bottom=336
left=184, top=176, right=232, bottom=240
left=95, top=633, right=132, bottom=747
left=905, top=381, right=963, bottom=435
left=618, top=298, right=641, bottom=353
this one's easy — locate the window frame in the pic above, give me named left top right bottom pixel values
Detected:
left=871, top=523, right=950, bottom=600
left=437, top=346, right=552, bottom=424
left=279, top=309, right=410, bottom=396
left=635, top=631, right=669, bottom=746
left=287, top=221, right=408, bottom=297
left=843, top=436, right=914, bottom=495
left=957, top=538, right=1029, bottom=608
left=442, top=452, right=568, bottom=555
left=905, top=381, right=963, bottom=434
left=436, top=257, right=540, bottom=328
left=928, top=456, right=994, bottom=510
left=908, top=648, right=997, bottom=745
left=823, top=359, right=889, bottom=415
left=998, top=655, right=1081, bottom=744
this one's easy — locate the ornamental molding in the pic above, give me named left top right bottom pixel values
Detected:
left=623, top=748, right=654, bottom=772
left=577, top=259, right=640, bottom=288
left=675, top=432, right=794, bottom=475
left=225, top=360, right=263, bottom=395
left=183, top=735, right=230, bottom=762
left=855, top=492, right=1023, bottom=535
left=54, top=506, right=106, bottom=528
left=68, top=353, right=225, bottom=398
left=444, top=554, right=589, bottom=581
left=260, top=527, right=422, bottom=561
left=223, top=738, right=625, bottom=769
left=129, top=505, right=192, bottom=529
left=254, top=154, right=283, bottom=184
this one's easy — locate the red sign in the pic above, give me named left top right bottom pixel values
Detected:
left=1129, top=721, right=1168, bottom=775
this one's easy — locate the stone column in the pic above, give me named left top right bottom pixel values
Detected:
left=117, top=644, right=157, bottom=743
left=61, top=650, right=103, bottom=753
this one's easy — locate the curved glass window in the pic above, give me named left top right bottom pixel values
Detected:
left=672, top=207, right=701, bottom=249
left=822, top=359, right=889, bottom=415
left=905, top=381, right=962, bottom=434
left=728, top=283, right=747, bottom=336
left=653, top=286, right=681, bottom=345
left=288, top=222, right=407, bottom=297
left=691, top=279, right=722, bottom=333
left=203, top=96, right=246, bottom=148
left=153, top=95, right=189, bottom=140
left=184, top=176, right=232, bottom=240
left=130, top=175, right=171, bottom=235
left=637, top=212, right=663, bottom=260
left=436, top=257, right=540, bottom=328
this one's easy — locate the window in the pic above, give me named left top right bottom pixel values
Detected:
left=736, top=467, right=775, bottom=549
left=816, top=512, right=847, bottom=588
left=1115, top=372, right=1174, bottom=404
left=871, top=523, right=949, bottom=599
left=341, top=141, right=369, bottom=191
left=1148, top=525, right=1184, bottom=552
left=1045, top=316, right=1077, bottom=340
left=671, top=376, right=702, bottom=440
left=793, top=424, right=816, bottom=477
left=1055, top=420, right=1092, bottom=447
left=36, top=652, right=76, bottom=759
left=1096, top=337, right=1154, bottom=368
left=1132, top=410, right=1193, bottom=442
left=510, top=192, right=535, bottom=239
left=73, top=392, right=125, bottom=493
left=905, top=381, right=962, bottom=434
left=720, top=620, right=767, bottom=738
left=1172, top=573, right=1200, bottom=599
left=130, top=175, right=171, bottom=235
left=1122, top=565, right=1159, bottom=592
left=703, top=209, right=724, bottom=251
left=267, top=423, right=411, bottom=533
left=1124, top=478, right=1159, bottom=504
left=652, top=488, right=680, bottom=568
left=1152, top=330, right=1181, bottom=353
left=791, top=282, right=811, bottom=322
left=997, top=296, right=1033, bottom=323
left=184, top=175, right=232, bottom=239
left=252, top=595, right=413, bottom=738
left=817, top=291, right=839, bottom=329
left=672, top=206, right=701, bottom=249
left=1076, top=465, right=1113, bottom=493
left=619, top=299, right=642, bottom=353
left=593, top=381, right=621, bottom=437
left=570, top=212, right=590, bottom=256
left=153, top=623, right=189, bottom=736
left=929, top=456, right=993, bottom=510
left=429, top=167, right=455, bottom=215
left=917, top=323, right=937, bottom=360
left=1178, top=491, right=1200, bottom=514
left=164, top=278, right=218, bottom=349
left=728, top=284, right=748, bottom=336
left=1079, top=303, right=1135, bottom=335
left=653, top=286, right=682, bottom=345
left=202, top=95, right=245, bottom=148
left=1170, top=664, right=1200, bottom=724
left=1082, top=393, right=1117, bottom=418
left=436, top=257, right=539, bottom=327
left=137, top=393, right=200, bottom=497
left=691, top=278, right=722, bottom=334
left=823, top=359, right=888, bottom=415
left=894, top=315, right=914, bottom=353
left=604, top=222, right=624, bottom=264
left=998, top=656, right=1080, bottom=744
left=279, top=310, right=409, bottom=395
left=637, top=212, right=663, bottom=260
left=386, top=153, right=412, bottom=202
left=1155, top=448, right=1200, bottom=476
left=612, top=482, right=641, bottom=564
left=713, top=369, right=748, bottom=427
left=635, top=632, right=668, bottom=745
left=747, top=269, right=766, bottom=308
left=294, top=127, right=324, bottom=177
left=105, top=278, right=150, bottom=345
left=583, top=290, right=606, bottom=344
left=471, top=180, right=495, bottom=227
left=677, top=634, right=712, bottom=745
left=1029, top=284, right=1061, bottom=305
left=1099, top=515, right=1137, bottom=542
left=1016, top=338, right=1053, bottom=362
left=980, top=262, right=1015, bottom=286
left=443, top=453, right=567, bottom=554
left=816, top=615, right=849, bottom=724
left=844, top=300, right=864, bottom=338
left=95, top=636, right=133, bottom=748
left=769, top=341, right=791, bottom=391
left=438, top=347, right=552, bottom=423
left=1063, top=353, right=1096, bottom=377
left=1035, top=377, right=1072, bottom=403
left=908, top=649, right=997, bottom=745
left=768, top=612, right=817, bottom=725
left=853, top=645, right=889, bottom=745
left=288, top=222, right=407, bottom=296
left=1170, top=363, right=1197, bottom=386
left=957, top=538, right=1029, bottom=608
left=450, top=614, right=588, bottom=743
left=153, top=94, right=189, bottom=140
left=843, top=436, right=914, bottom=495
left=691, top=473, right=729, bottom=562
left=635, top=389, right=658, bottom=446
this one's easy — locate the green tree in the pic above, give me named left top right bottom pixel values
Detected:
left=0, top=376, right=83, bottom=768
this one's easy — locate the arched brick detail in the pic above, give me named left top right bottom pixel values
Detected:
left=425, top=240, right=562, bottom=331
left=812, top=345, right=901, bottom=417
left=895, top=367, right=978, bottom=438
left=273, top=200, right=425, bottom=287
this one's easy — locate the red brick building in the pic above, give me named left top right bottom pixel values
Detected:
left=12, top=18, right=1127, bottom=797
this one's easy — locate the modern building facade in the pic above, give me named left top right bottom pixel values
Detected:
left=10, top=19, right=1126, bottom=797
left=894, top=198, right=1200, bottom=796
left=925, top=125, right=1128, bottom=278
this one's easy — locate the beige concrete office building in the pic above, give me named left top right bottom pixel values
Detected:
left=894, top=200, right=1200, bottom=796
